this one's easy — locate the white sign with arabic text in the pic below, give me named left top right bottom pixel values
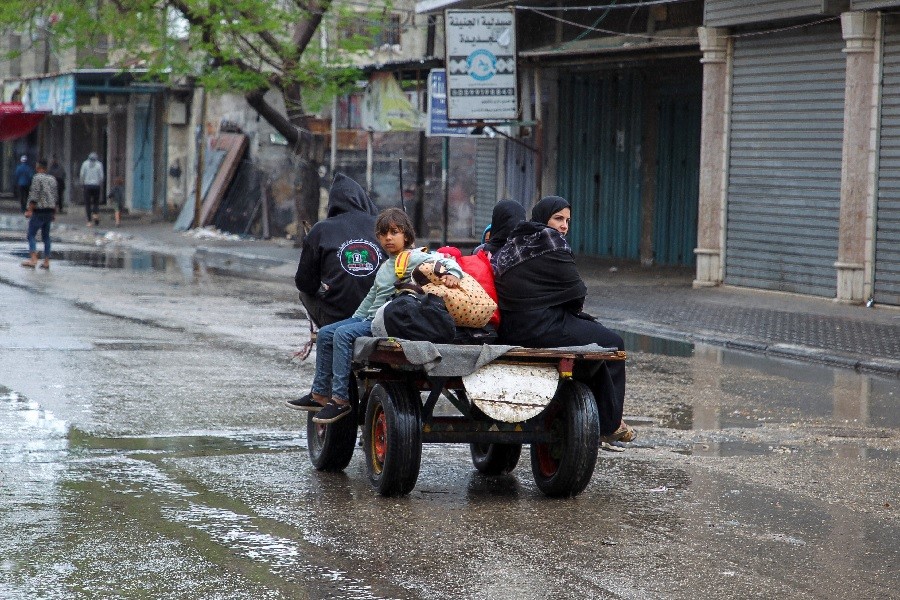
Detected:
left=444, top=9, right=517, bottom=121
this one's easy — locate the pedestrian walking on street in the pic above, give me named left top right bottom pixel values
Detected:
left=107, top=176, right=125, bottom=226
left=79, top=151, right=104, bottom=227
left=48, top=157, right=66, bottom=214
left=14, top=155, right=33, bottom=212
left=21, top=158, right=58, bottom=270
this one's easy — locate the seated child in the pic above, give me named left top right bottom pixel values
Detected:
left=294, top=207, right=463, bottom=424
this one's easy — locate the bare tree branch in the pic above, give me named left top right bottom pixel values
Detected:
left=292, top=0, right=331, bottom=56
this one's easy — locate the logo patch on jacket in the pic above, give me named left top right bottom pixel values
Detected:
left=338, top=239, right=382, bottom=276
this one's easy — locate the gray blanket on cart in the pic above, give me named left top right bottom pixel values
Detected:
left=353, top=337, right=615, bottom=378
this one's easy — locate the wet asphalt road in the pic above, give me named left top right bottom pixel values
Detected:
left=0, top=241, right=898, bottom=599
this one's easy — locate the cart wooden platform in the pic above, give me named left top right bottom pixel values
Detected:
left=306, top=339, right=627, bottom=497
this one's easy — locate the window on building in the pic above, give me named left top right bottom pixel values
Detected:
left=344, top=13, right=401, bottom=48
left=374, top=14, right=401, bottom=47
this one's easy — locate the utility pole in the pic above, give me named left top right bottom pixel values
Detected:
left=193, top=87, right=207, bottom=229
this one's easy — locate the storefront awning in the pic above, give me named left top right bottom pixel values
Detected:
left=519, top=28, right=698, bottom=61
left=0, top=103, right=49, bottom=141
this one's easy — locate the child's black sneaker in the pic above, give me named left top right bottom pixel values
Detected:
left=286, top=394, right=323, bottom=412
left=312, top=401, right=352, bottom=424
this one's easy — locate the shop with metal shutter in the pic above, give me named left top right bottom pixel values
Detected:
left=473, top=137, right=499, bottom=238
left=874, top=16, right=900, bottom=306
left=556, top=64, right=701, bottom=265
left=724, top=23, right=845, bottom=296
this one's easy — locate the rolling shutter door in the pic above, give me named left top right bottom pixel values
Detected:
left=725, top=24, right=844, bottom=296
left=474, top=138, right=498, bottom=237
left=874, top=17, right=900, bottom=306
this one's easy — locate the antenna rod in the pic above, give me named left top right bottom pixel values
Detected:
left=399, top=158, right=406, bottom=212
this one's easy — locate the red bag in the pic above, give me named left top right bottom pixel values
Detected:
left=437, top=247, right=500, bottom=327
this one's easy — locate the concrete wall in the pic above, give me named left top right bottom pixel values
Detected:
left=851, top=0, right=900, bottom=8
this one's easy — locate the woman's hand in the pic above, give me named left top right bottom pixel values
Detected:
left=441, top=274, right=460, bottom=288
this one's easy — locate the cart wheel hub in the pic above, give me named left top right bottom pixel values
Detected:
left=372, top=409, right=387, bottom=469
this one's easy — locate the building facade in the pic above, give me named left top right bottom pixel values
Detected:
left=697, top=0, right=900, bottom=306
left=418, top=0, right=705, bottom=266
left=416, top=0, right=900, bottom=306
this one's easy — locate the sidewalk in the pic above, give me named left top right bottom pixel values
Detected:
left=3, top=200, right=898, bottom=376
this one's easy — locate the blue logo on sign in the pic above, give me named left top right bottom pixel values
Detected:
left=466, top=49, right=497, bottom=82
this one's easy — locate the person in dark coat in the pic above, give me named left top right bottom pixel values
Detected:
left=493, top=195, right=634, bottom=443
left=478, top=199, right=526, bottom=256
left=294, top=173, right=384, bottom=328
left=15, top=156, right=33, bottom=212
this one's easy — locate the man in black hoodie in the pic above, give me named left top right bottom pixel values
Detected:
left=294, top=173, right=383, bottom=328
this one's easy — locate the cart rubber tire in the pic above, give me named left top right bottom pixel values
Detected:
left=529, top=380, right=600, bottom=497
left=363, top=382, right=422, bottom=496
left=306, top=382, right=358, bottom=472
left=470, top=443, right=522, bottom=475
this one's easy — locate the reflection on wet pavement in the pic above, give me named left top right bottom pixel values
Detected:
left=0, top=388, right=392, bottom=599
left=2, top=239, right=898, bottom=599
left=10, top=247, right=181, bottom=272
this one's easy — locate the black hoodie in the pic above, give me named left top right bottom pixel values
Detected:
left=295, top=173, right=384, bottom=324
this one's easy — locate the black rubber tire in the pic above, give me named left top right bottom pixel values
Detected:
left=529, top=380, right=600, bottom=497
left=470, top=443, right=522, bottom=475
left=363, top=382, right=422, bottom=496
left=306, top=382, right=358, bottom=472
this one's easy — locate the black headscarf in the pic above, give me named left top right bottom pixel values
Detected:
left=482, top=199, right=526, bottom=255
left=492, top=221, right=586, bottom=312
left=531, top=196, right=571, bottom=226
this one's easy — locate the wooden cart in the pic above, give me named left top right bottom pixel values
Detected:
left=305, top=339, right=626, bottom=498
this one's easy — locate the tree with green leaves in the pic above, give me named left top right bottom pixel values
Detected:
left=0, top=0, right=391, bottom=228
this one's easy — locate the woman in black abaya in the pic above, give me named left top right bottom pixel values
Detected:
left=493, top=196, right=634, bottom=442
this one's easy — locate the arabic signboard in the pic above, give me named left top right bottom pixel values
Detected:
left=23, top=75, right=76, bottom=115
left=444, top=9, right=517, bottom=121
left=427, top=69, right=478, bottom=137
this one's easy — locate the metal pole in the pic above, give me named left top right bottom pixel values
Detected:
left=399, top=158, right=405, bottom=211
left=442, top=136, right=449, bottom=246
left=366, top=130, right=374, bottom=193
left=330, top=95, right=338, bottom=175
left=194, top=88, right=206, bottom=229
left=533, top=67, right=543, bottom=200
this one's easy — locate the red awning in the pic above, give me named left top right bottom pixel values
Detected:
left=0, top=103, right=49, bottom=142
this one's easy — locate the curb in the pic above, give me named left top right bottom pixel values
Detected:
left=604, top=318, right=899, bottom=377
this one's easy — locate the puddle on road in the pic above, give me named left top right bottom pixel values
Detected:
left=67, top=427, right=305, bottom=456
left=619, top=330, right=694, bottom=357
left=618, top=330, right=899, bottom=441
left=0, top=387, right=393, bottom=598
left=6, top=244, right=284, bottom=287
left=9, top=247, right=179, bottom=272
left=672, top=438, right=900, bottom=461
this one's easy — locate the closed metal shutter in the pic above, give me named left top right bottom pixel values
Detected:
left=557, top=71, right=643, bottom=259
left=474, top=138, right=498, bottom=238
left=504, top=136, right=535, bottom=211
left=705, top=0, right=830, bottom=28
left=725, top=24, right=844, bottom=296
left=874, top=17, right=900, bottom=306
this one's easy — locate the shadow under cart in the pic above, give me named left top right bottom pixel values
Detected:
left=306, top=338, right=627, bottom=498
